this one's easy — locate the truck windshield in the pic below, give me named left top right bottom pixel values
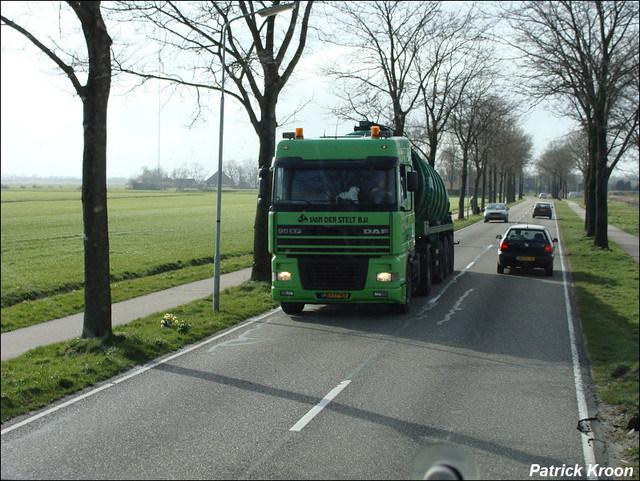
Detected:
left=273, top=162, right=397, bottom=212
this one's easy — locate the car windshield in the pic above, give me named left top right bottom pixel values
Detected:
left=487, top=204, right=505, bottom=210
left=506, top=229, right=548, bottom=242
left=536, top=203, right=550, bottom=208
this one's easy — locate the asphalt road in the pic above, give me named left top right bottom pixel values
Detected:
left=1, top=199, right=602, bottom=479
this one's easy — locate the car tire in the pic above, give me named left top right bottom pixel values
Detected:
left=545, top=264, right=553, bottom=277
left=497, top=263, right=504, bottom=274
left=281, top=302, right=304, bottom=315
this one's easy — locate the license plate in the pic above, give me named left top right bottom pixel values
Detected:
left=517, top=256, right=535, bottom=261
left=317, top=292, right=350, bottom=300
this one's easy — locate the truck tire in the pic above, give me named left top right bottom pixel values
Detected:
left=441, top=238, right=450, bottom=280
left=416, top=249, right=432, bottom=296
left=281, top=302, right=304, bottom=315
left=447, top=236, right=454, bottom=274
left=433, top=240, right=445, bottom=284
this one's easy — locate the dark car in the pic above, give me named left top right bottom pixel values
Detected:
left=483, top=203, right=509, bottom=223
left=532, top=202, right=552, bottom=219
left=496, top=224, right=558, bottom=276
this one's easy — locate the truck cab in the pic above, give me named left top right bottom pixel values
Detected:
left=265, top=122, right=453, bottom=315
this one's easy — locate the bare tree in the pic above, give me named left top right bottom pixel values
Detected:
left=2, top=1, right=113, bottom=338
left=538, top=139, right=575, bottom=199
left=501, top=1, right=639, bottom=248
left=449, top=82, right=510, bottom=218
left=320, top=1, right=440, bottom=136
left=225, top=158, right=258, bottom=189
left=130, top=166, right=170, bottom=189
left=408, top=4, right=494, bottom=168
left=111, top=1, right=313, bottom=282
left=565, top=129, right=590, bottom=197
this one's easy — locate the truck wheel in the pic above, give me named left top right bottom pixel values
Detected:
left=441, top=238, right=450, bottom=280
left=448, top=236, right=454, bottom=274
left=390, top=262, right=412, bottom=314
left=433, top=240, right=445, bottom=284
left=281, top=302, right=304, bottom=315
left=416, top=249, right=432, bottom=296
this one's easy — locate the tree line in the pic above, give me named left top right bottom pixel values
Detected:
left=128, top=159, right=258, bottom=190
left=2, top=1, right=637, bottom=337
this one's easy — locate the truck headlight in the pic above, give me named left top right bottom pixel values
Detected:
left=276, top=271, right=292, bottom=281
left=376, top=272, right=397, bottom=282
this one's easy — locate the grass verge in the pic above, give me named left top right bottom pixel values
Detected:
left=1, top=281, right=277, bottom=423
left=555, top=200, right=639, bottom=475
left=1, top=254, right=253, bottom=333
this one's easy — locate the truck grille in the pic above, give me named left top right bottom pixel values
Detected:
left=298, top=256, right=369, bottom=291
left=276, top=225, right=390, bottom=254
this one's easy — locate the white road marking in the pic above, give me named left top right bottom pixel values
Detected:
left=554, top=216, right=597, bottom=477
left=420, top=244, right=492, bottom=317
left=436, top=289, right=474, bottom=326
left=289, top=380, right=351, bottom=432
left=1, top=308, right=281, bottom=435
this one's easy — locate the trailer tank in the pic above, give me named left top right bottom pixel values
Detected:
left=411, top=150, right=451, bottom=226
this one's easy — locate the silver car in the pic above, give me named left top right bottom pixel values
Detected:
left=484, top=203, right=509, bottom=223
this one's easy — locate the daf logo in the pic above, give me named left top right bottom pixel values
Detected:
left=364, top=228, right=389, bottom=235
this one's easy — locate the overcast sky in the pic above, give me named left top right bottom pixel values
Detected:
left=0, top=2, right=579, bottom=181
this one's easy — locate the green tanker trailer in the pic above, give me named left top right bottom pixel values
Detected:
left=263, top=121, right=454, bottom=314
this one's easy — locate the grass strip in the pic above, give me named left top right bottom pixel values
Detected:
left=1, top=255, right=253, bottom=333
left=554, top=200, right=639, bottom=472
left=1, top=281, right=278, bottom=423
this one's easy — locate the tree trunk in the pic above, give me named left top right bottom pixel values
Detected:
left=458, top=156, right=468, bottom=220
left=78, top=2, right=113, bottom=338
left=593, top=127, right=611, bottom=249
left=251, top=104, right=277, bottom=283
left=584, top=124, right=597, bottom=237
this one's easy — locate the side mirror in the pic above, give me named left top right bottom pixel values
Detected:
left=552, top=238, right=558, bottom=243
left=407, top=171, right=418, bottom=192
left=257, top=168, right=270, bottom=206
left=496, top=234, right=503, bottom=240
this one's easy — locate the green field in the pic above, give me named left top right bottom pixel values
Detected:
left=1, top=187, right=257, bottom=307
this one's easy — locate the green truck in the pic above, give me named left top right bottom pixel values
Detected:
left=262, top=121, right=454, bottom=315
